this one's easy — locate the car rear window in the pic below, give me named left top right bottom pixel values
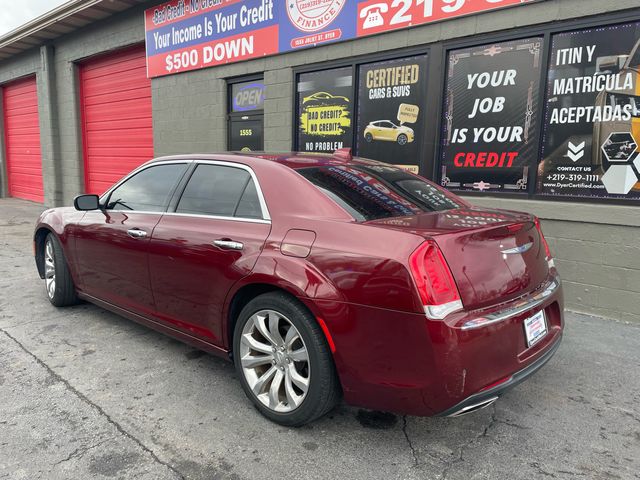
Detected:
left=297, top=164, right=461, bottom=221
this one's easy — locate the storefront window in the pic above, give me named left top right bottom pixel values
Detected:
left=228, top=78, right=264, bottom=152
left=296, top=67, right=354, bottom=153
left=356, top=54, right=429, bottom=174
left=538, top=22, right=640, bottom=200
left=439, top=38, right=544, bottom=193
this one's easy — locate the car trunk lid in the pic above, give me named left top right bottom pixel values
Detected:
left=366, top=207, right=550, bottom=311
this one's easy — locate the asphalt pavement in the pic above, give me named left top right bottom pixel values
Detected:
left=0, top=198, right=638, bottom=480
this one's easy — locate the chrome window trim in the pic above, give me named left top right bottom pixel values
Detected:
left=84, top=210, right=164, bottom=217
left=86, top=209, right=270, bottom=225
left=163, top=212, right=271, bottom=224
left=98, top=158, right=271, bottom=222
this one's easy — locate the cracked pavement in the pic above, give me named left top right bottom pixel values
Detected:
left=1, top=197, right=639, bottom=480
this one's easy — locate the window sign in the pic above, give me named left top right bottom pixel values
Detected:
left=296, top=67, right=353, bottom=153
left=538, top=22, right=640, bottom=200
left=356, top=54, right=429, bottom=173
left=439, top=38, right=543, bottom=192
left=231, top=81, right=265, bottom=112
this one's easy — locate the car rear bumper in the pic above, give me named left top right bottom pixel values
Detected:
left=436, top=333, right=562, bottom=417
left=306, top=273, right=564, bottom=417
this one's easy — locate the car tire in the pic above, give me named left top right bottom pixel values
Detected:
left=44, top=233, right=79, bottom=307
left=365, top=132, right=373, bottom=142
left=233, top=291, right=341, bottom=426
left=397, top=134, right=408, bottom=145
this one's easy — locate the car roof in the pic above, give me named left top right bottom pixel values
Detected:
left=145, top=151, right=391, bottom=171
left=145, top=152, right=387, bottom=221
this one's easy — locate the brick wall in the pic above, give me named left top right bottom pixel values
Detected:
left=465, top=197, right=640, bottom=323
left=547, top=222, right=640, bottom=323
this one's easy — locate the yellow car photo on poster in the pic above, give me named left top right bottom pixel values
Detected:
left=363, top=120, right=415, bottom=145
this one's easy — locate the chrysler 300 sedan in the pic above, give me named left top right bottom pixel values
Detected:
left=34, top=152, right=563, bottom=426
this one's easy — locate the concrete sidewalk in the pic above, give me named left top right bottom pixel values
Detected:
left=0, top=198, right=638, bottom=480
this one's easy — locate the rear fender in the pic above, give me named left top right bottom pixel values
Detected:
left=221, top=253, right=344, bottom=350
left=242, top=252, right=344, bottom=302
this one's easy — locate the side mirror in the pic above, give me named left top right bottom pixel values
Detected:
left=74, top=194, right=100, bottom=211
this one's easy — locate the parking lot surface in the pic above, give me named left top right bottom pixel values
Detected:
left=0, top=198, right=639, bottom=480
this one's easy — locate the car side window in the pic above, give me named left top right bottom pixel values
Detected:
left=106, top=163, right=188, bottom=212
left=176, top=164, right=263, bottom=219
left=234, top=178, right=263, bottom=219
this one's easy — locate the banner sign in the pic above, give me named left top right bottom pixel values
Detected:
left=356, top=54, right=429, bottom=173
left=537, top=22, right=640, bottom=200
left=439, top=38, right=543, bottom=192
left=355, top=0, right=538, bottom=37
left=145, top=0, right=540, bottom=78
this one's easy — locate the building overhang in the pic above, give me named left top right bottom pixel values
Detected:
left=0, top=0, right=148, bottom=61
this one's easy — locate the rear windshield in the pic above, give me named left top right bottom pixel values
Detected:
left=297, top=164, right=461, bottom=222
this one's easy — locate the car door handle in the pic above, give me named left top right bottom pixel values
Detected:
left=127, top=229, right=148, bottom=239
left=213, top=239, right=244, bottom=250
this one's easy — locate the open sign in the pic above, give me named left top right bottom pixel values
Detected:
left=232, top=82, right=265, bottom=112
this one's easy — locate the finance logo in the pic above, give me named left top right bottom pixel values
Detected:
left=287, top=0, right=345, bottom=32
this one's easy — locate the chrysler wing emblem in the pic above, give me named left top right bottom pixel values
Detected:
left=501, top=242, right=533, bottom=255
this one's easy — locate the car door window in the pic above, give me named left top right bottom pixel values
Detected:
left=234, top=178, right=263, bottom=219
left=176, top=164, right=263, bottom=219
left=106, top=163, right=188, bottom=212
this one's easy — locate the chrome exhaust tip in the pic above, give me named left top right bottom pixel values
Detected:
left=447, top=396, right=499, bottom=417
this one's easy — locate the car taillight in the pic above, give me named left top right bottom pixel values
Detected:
left=409, top=241, right=463, bottom=320
left=534, top=217, right=552, bottom=260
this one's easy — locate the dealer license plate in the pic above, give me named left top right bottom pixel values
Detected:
left=524, top=310, right=547, bottom=347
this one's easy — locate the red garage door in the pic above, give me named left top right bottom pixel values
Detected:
left=80, top=46, right=153, bottom=195
left=2, top=76, right=44, bottom=202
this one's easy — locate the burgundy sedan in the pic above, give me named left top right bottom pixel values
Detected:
left=34, top=152, right=563, bottom=426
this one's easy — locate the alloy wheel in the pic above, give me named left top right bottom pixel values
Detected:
left=239, top=309, right=310, bottom=413
left=44, top=239, right=56, bottom=299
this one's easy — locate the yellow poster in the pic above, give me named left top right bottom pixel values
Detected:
left=300, top=101, right=351, bottom=137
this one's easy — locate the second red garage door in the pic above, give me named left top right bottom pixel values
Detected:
left=80, top=46, right=153, bottom=195
left=2, top=76, right=44, bottom=202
